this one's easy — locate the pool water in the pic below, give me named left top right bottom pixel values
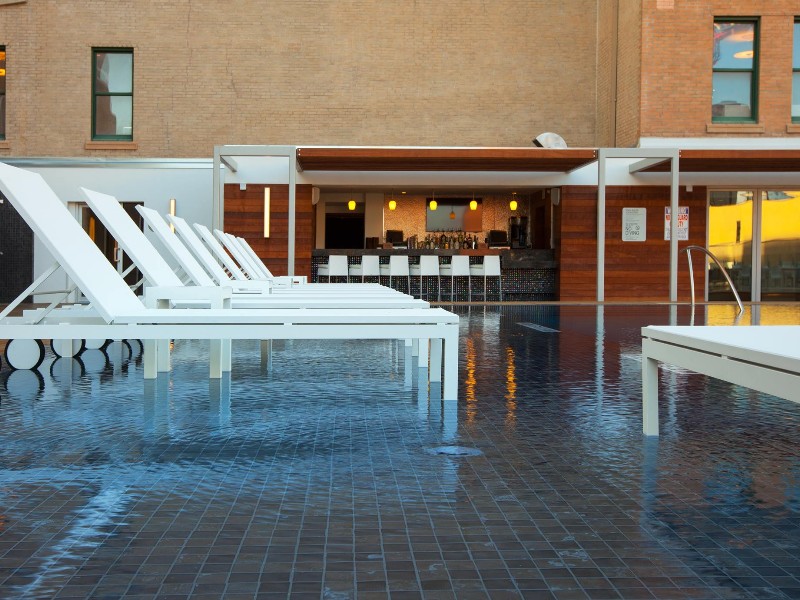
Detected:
left=1, top=304, right=799, bottom=599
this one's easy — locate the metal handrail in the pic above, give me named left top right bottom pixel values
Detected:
left=685, top=245, right=744, bottom=315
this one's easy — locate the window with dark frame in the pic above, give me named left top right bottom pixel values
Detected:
left=0, top=46, right=6, bottom=140
left=793, top=20, right=800, bottom=122
left=712, top=19, right=758, bottom=123
left=92, top=48, right=133, bottom=140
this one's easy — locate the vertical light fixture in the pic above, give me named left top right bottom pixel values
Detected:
left=509, top=192, right=518, bottom=212
left=263, top=187, right=270, bottom=237
left=169, top=198, right=177, bottom=232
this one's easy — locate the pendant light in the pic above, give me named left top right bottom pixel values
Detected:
left=509, top=192, right=518, bottom=212
left=429, top=191, right=437, bottom=211
left=388, top=190, right=396, bottom=210
left=348, top=199, right=356, bottom=211
left=469, top=192, right=477, bottom=211
left=449, top=204, right=456, bottom=220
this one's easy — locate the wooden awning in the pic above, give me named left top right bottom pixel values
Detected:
left=295, top=147, right=598, bottom=172
left=633, top=149, right=800, bottom=172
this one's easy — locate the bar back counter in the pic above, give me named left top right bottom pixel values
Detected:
left=312, top=248, right=556, bottom=301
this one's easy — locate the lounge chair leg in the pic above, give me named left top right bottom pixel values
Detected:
left=143, top=339, right=158, bottom=379
left=209, top=340, right=223, bottom=379
left=443, top=329, right=458, bottom=401
left=430, top=339, right=442, bottom=382
left=642, top=348, right=660, bottom=436
left=157, top=339, right=171, bottom=372
left=260, top=339, right=272, bottom=370
left=222, top=339, right=232, bottom=372
left=418, top=338, right=429, bottom=370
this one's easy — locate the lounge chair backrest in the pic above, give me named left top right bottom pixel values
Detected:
left=166, top=214, right=233, bottom=284
left=81, top=188, right=184, bottom=288
left=0, top=163, right=144, bottom=322
left=237, top=237, right=275, bottom=278
left=225, top=234, right=269, bottom=279
left=214, top=229, right=263, bottom=279
left=135, top=205, right=217, bottom=287
left=193, top=223, right=249, bottom=281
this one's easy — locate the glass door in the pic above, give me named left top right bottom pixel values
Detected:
left=708, top=190, right=753, bottom=301
left=760, top=190, right=800, bottom=301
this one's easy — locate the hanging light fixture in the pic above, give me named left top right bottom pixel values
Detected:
left=449, top=204, right=456, bottom=220
left=509, top=192, right=518, bottom=212
left=348, top=199, right=356, bottom=211
left=429, top=191, right=437, bottom=211
left=470, top=192, right=477, bottom=211
left=388, top=190, right=396, bottom=211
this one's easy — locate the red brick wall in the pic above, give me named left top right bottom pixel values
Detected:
left=641, top=0, right=800, bottom=138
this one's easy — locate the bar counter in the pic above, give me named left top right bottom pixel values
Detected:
left=311, top=248, right=557, bottom=301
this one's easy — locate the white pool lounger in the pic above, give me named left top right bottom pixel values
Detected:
left=641, top=325, right=800, bottom=436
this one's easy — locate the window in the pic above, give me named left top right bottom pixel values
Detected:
left=0, top=46, right=6, bottom=140
left=92, top=48, right=133, bottom=140
left=793, top=21, right=800, bottom=122
left=712, top=19, right=758, bottom=122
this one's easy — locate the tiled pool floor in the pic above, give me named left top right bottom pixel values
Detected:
left=1, top=304, right=800, bottom=599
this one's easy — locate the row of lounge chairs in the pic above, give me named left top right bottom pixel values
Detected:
left=0, top=162, right=460, bottom=400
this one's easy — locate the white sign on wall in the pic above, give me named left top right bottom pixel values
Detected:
left=664, top=206, right=689, bottom=240
left=622, top=207, right=647, bottom=241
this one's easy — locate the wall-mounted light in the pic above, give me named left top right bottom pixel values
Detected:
left=169, top=198, right=177, bottom=232
left=348, top=199, right=356, bottom=211
left=509, top=192, right=518, bottom=212
left=263, top=187, right=270, bottom=237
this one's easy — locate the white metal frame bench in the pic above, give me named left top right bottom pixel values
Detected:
left=641, top=325, right=800, bottom=436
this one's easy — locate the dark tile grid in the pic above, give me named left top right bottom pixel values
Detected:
left=1, top=306, right=800, bottom=599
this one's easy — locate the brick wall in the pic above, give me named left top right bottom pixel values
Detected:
left=0, top=0, right=600, bottom=158
left=641, top=0, right=800, bottom=138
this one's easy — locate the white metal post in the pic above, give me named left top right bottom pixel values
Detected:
left=597, top=151, right=606, bottom=302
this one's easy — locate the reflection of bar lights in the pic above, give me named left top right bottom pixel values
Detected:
left=465, top=337, right=477, bottom=423
left=505, top=346, right=517, bottom=428
left=168, top=198, right=176, bottom=232
left=263, top=187, right=270, bottom=237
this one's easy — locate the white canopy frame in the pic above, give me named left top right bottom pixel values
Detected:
left=599, top=148, right=680, bottom=302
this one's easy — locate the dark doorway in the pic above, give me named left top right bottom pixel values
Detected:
left=325, top=214, right=365, bottom=249
left=533, top=206, right=548, bottom=249
left=82, top=203, right=143, bottom=286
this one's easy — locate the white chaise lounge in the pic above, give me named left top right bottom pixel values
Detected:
left=0, top=163, right=460, bottom=398
left=641, top=325, right=800, bottom=436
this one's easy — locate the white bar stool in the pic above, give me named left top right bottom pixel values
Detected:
left=469, top=255, right=502, bottom=301
left=348, top=255, right=380, bottom=282
left=439, top=255, right=471, bottom=301
left=317, top=255, right=349, bottom=282
left=379, top=255, right=411, bottom=293
left=409, top=255, right=441, bottom=300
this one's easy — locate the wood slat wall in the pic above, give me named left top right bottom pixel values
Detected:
left=223, top=184, right=313, bottom=278
left=557, top=186, right=708, bottom=301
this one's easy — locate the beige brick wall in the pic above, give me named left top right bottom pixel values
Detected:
left=641, top=0, right=800, bottom=138
left=0, top=0, right=600, bottom=158
left=615, top=0, right=642, bottom=146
